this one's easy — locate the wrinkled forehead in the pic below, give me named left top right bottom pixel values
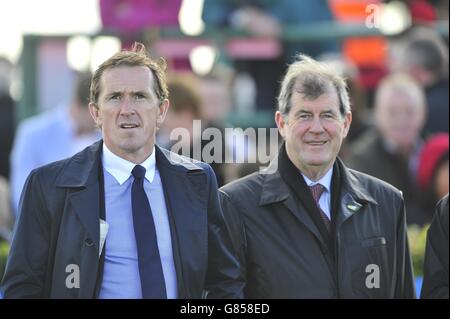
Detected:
left=290, top=89, right=341, bottom=114
left=100, top=65, right=156, bottom=93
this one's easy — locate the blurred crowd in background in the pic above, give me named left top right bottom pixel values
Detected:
left=0, top=0, right=449, bottom=284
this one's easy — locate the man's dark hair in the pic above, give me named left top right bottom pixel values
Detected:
left=405, top=38, right=449, bottom=79
left=90, top=42, right=168, bottom=108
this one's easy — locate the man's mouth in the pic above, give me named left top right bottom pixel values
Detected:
left=119, top=123, right=139, bottom=129
left=306, top=141, right=327, bottom=146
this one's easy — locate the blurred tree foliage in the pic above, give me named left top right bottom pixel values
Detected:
left=407, top=224, right=430, bottom=278
left=0, top=241, right=9, bottom=280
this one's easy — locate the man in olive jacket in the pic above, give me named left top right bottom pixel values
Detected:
left=219, top=55, right=416, bottom=298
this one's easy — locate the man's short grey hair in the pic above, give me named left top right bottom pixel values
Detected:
left=277, top=54, right=351, bottom=118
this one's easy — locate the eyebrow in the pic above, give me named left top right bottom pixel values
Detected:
left=294, top=109, right=337, bottom=116
left=105, top=91, right=122, bottom=98
left=131, top=91, right=151, bottom=97
left=105, top=90, right=151, bottom=98
left=294, top=110, right=312, bottom=117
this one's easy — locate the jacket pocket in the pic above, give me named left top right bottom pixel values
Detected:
left=361, top=237, right=386, bottom=248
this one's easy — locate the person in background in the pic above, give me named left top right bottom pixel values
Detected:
left=396, top=33, right=449, bottom=134
left=0, top=176, right=11, bottom=300
left=160, top=74, right=248, bottom=186
left=157, top=76, right=202, bottom=152
left=0, top=176, right=12, bottom=243
left=417, top=133, right=449, bottom=225
left=10, top=72, right=101, bottom=216
left=421, top=194, right=449, bottom=299
left=346, top=73, right=426, bottom=226
left=0, top=57, right=16, bottom=180
left=202, top=0, right=339, bottom=112
left=159, top=76, right=230, bottom=186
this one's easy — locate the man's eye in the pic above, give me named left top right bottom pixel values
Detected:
left=299, top=114, right=311, bottom=119
left=109, top=94, right=120, bottom=100
left=135, top=94, right=146, bottom=100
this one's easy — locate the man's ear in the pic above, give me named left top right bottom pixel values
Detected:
left=157, top=99, right=170, bottom=126
left=275, top=111, right=287, bottom=139
left=342, top=111, right=352, bottom=138
left=89, top=102, right=102, bottom=127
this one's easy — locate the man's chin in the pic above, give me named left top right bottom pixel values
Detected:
left=116, top=141, right=142, bottom=153
left=121, top=139, right=155, bottom=152
left=303, top=156, right=330, bottom=167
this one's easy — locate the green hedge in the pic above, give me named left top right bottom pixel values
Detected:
left=0, top=241, right=9, bottom=280
left=407, top=225, right=430, bottom=278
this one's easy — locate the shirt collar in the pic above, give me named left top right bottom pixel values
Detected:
left=301, top=166, right=334, bottom=193
left=102, top=143, right=156, bottom=185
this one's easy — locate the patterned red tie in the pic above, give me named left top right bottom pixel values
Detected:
left=309, top=184, right=331, bottom=233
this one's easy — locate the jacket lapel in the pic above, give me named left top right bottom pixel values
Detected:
left=68, top=188, right=101, bottom=252
left=55, top=141, right=102, bottom=253
left=259, top=157, right=327, bottom=248
left=155, top=146, right=207, bottom=298
left=335, top=158, right=379, bottom=230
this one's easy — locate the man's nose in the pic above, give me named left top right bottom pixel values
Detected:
left=119, top=97, right=136, bottom=115
left=309, top=117, right=325, bottom=133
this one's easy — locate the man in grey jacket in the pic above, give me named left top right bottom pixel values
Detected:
left=219, top=54, right=416, bottom=298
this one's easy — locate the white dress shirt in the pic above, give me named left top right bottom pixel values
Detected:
left=100, top=144, right=177, bottom=299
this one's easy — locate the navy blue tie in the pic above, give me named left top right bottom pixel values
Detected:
left=131, top=165, right=167, bottom=299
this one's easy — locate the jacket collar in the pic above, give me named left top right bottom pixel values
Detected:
left=260, top=154, right=378, bottom=207
left=54, top=140, right=102, bottom=188
left=52, top=141, right=103, bottom=259
left=155, top=145, right=204, bottom=173
left=154, top=146, right=207, bottom=298
left=333, top=158, right=379, bottom=228
left=53, top=140, right=204, bottom=249
left=259, top=154, right=290, bottom=205
left=53, top=140, right=207, bottom=298
left=54, top=141, right=204, bottom=188
left=102, top=144, right=156, bottom=185
left=259, top=150, right=380, bottom=237
left=337, top=157, right=378, bottom=206
left=260, top=149, right=332, bottom=252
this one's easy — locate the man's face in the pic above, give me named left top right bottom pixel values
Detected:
left=436, top=159, right=449, bottom=199
left=89, top=65, right=169, bottom=162
left=375, top=89, right=425, bottom=151
left=276, top=88, right=351, bottom=179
